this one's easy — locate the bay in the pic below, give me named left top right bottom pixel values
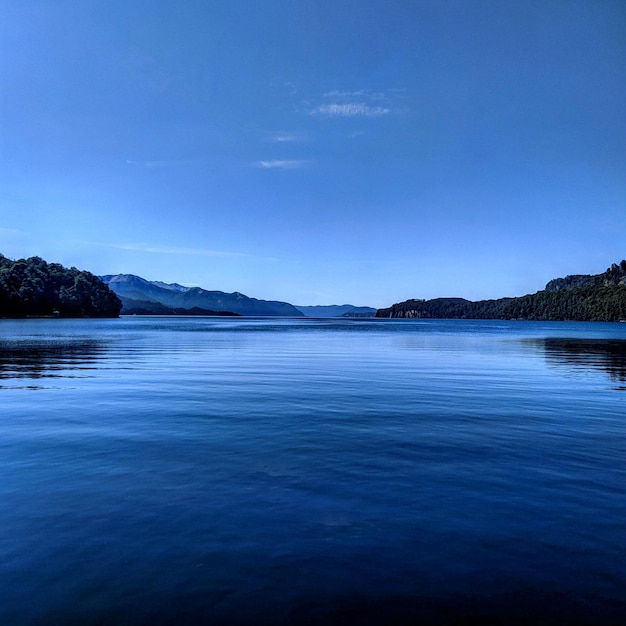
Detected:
left=1, top=317, right=625, bottom=625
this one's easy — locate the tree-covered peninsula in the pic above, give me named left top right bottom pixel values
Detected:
left=0, top=254, right=122, bottom=318
left=377, top=261, right=626, bottom=322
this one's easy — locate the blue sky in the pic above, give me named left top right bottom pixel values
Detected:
left=1, top=0, right=625, bottom=307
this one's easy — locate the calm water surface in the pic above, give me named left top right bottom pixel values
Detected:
left=1, top=317, right=625, bottom=625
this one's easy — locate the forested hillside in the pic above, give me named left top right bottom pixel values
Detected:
left=377, top=261, right=626, bottom=322
left=0, top=254, right=121, bottom=318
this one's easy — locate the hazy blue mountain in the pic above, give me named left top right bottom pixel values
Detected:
left=295, top=304, right=377, bottom=317
left=150, top=280, right=190, bottom=293
left=101, top=274, right=304, bottom=316
left=100, top=275, right=184, bottom=305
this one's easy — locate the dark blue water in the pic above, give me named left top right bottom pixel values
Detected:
left=1, top=317, right=625, bottom=625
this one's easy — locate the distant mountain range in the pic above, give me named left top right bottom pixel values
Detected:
left=100, top=274, right=376, bottom=317
left=4, top=254, right=626, bottom=321
left=100, top=274, right=304, bottom=316
left=103, top=261, right=626, bottom=321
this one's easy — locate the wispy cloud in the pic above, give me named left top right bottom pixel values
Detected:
left=79, top=239, right=279, bottom=262
left=305, top=88, right=400, bottom=118
left=126, top=159, right=180, bottom=168
left=311, top=103, right=390, bottom=117
left=324, top=89, right=388, bottom=102
left=97, top=242, right=249, bottom=258
left=266, top=131, right=307, bottom=143
left=254, top=160, right=311, bottom=170
left=284, top=81, right=298, bottom=96
left=0, top=227, right=25, bottom=235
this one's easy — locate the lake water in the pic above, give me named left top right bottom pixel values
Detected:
left=1, top=317, right=625, bottom=625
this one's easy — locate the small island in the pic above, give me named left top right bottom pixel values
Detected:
left=0, top=254, right=122, bottom=318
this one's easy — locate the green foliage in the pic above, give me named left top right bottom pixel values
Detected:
left=500, top=286, right=626, bottom=321
left=376, top=297, right=510, bottom=319
left=0, top=254, right=122, bottom=318
left=377, top=260, right=626, bottom=322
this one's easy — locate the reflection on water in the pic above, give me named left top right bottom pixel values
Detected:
left=1, top=319, right=626, bottom=624
left=527, top=337, right=626, bottom=386
left=0, top=339, right=108, bottom=387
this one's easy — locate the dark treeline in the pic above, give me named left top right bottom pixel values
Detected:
left=0, top=254, right=122, bottom=318
left=377, top=261, right=626, bottom=322
left=377, top=297, right=510, bottom=320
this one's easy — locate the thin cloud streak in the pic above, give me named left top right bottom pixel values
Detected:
left=324, top=89, right=388, bottom=102
left=267, top=131, right=307, bottom=143
left=0, top=227, right=25, bottom=235
left=70, top=238, right=280, bottom=263
left=311, top=103, right=390, bottom=117
left=96, top=242, right=250, bottom=258
left=254, top=160, right=311, bottom=169
left=126, top=159, right=181, bottom=168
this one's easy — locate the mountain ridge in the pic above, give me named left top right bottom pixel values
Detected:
left=101, top=274, right=304, bottom=317
left=102, top=274, right=377, bottom=317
